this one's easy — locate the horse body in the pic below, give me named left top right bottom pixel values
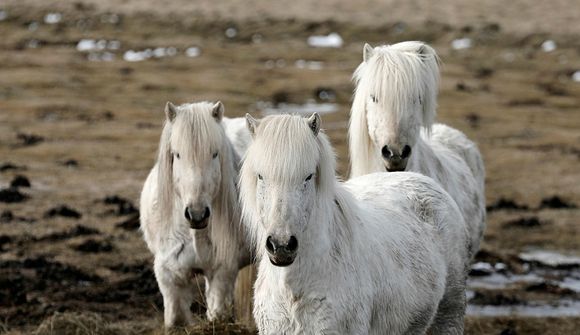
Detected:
left=349, top=41, right=486, bottom=258
left=240, top=114, right=469, bottom=334
left=140, top=101, right=250, bottom=326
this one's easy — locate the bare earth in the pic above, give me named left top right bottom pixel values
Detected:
left=0, top=1, right=579, bottom=334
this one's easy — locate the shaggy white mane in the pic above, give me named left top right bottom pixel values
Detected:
left=349, top=41, right=440, bottom=177
left=157, top=102, right=241, bottom=261
left=239, top=114, right=356, bottom=258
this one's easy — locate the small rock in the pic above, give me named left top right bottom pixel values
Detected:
left=539, top=196, right=576, bottom=209
left=455, top=82, right=471, bottom=92
left=1, top=210, right=13, bottom=223
left=44, top=205, right=82, bottom=219
left=0, top=235, right=12, bottom=251
left=465, top=113, right=480, bottom=129
left=62, top=159, right=78, bottom=167
left=470, top=291, right=521, bottom=306
left=10, top=175, right=31, bottom=188
left=486, top=197, right=529, bottom=212
left=0, top=163, right=25, bottom=172
left=271, top=91, right=290, bottom=105
left=525, top=281, right=574, bottom=295
left=503, top=216, right=543, bottom=228
left=103, top=195, right=137, bottom=215
left=72, top=239, right=113, bottom=253
left=116, top=213, right=140, bottom=231
left=499, top=328, right=516, bottom=335
left=16, top=133, right=44, bottom=146
left=0, top=188, right=29, bottom=203
left=475, top=67, right=494, bottom=78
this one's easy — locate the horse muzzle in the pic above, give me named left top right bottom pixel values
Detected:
left=265, top=235, right=298, bottom=267
left=185, top=206, right=210, bottom=229
left=384, top=158, right=408, bottom=172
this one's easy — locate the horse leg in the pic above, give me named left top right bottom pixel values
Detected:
left=154, top=258, right=195, bottom=327
left=428, top=274, right=466, bottom=335
left=204, top=266, right=237, bottom=321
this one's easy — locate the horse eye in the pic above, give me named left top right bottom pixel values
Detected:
left=258, top=174, right=263, bottom=180
left=370, top=95, right=378, bottom=103
left=174, top=152, right=180, bottom=159
left=305, top=174, right=313, bottom=182
left=212, top=151, right=218, bottom=159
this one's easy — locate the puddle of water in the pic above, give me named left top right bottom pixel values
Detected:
left=258, top=100, right=339, bottom=116
left=560, top=277, right=580, bottom=292
left=451, top=38, right=472, bottom=50
left=469, top=272, right=543, bottom=290
left=572, top=71, right=580, bottom=82
left=467, top=300, right=580, bottom=317
left=519, top=250, right=580, bottom=268
left=307, top=33, right=343, bottom=48
left=0, top=10, right=7, bottom=21
left=469, top=259, right=580, bottom=293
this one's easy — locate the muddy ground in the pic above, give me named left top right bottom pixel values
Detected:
left=0, top=1, right=579, bottom=334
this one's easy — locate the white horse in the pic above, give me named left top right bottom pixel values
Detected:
left=240, top=113, right=470, bottom=334
left=349, top=41, right=486, bottom=258
left=140, top=101, right=251, bottom=327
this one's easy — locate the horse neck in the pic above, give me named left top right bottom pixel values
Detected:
left=407, top=130, right=438, bottom=177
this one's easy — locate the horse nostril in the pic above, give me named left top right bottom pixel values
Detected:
left=184, top=207, right=193, bottom=221
left=287, top=236, right=298, bottom=252
left=203, top=207, right=211, bottom=220
left=381, top=145, right=391, bottom=159
left=401, top=145, right=412, bottom=158
left=266, top=236, right=276, bottom=253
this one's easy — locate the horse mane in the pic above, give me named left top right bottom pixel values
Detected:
left=349, top=41, right=440, bottom=177
left=156, top=102, right=242, bottom=262
left=239, top=114, right=356, bottom=258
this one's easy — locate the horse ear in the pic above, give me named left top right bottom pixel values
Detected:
left=245, top=113, right=259, bottom=138
left=363, top=43, right=374, bottom=62
left=307, top=113, right=321, bottom=136
left=212, top=101, right=224, bottom=121
left=165, top=102, right=177, bottom=122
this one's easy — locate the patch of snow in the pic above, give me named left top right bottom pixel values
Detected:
left=451, top=38, right=472, bottom=50
left=44, top=13, right=62, bottom=24
left=307, top=33, right=343, bottom=48
left=185, top=46, right=201, bottom=58
left=541, top=40, right=556, bottom=53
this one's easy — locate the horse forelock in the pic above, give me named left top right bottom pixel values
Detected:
left=171, top=103, right=225, bottom=163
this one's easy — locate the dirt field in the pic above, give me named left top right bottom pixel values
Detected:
left=0, top=1, right=579, bottom=334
